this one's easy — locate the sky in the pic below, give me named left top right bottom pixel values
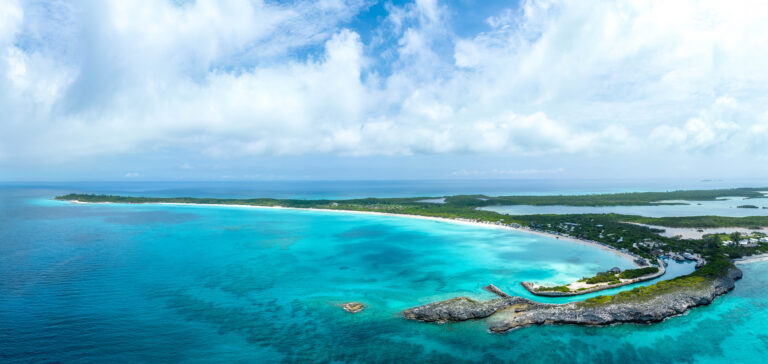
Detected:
left=1, top=0, right=767, bottom=181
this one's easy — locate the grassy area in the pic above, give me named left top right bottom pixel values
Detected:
left=582, top=271, right=621, bottom=284
left=534, top=285, right=571, bottom=293
left=535, top=266, right=661, bottom=293
left=579, top=255, right=733, bottom=306
left=618, top=266, right=659, bottom=279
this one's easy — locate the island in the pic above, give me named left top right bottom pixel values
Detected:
left=522, top=263, right=665, bottom=297
left=737, top=204, right=759, bottom=209
left=54, top=187, right=768, bottom=332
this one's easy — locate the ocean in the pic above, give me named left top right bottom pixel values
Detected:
left=1, top=181, right=766, bottom=363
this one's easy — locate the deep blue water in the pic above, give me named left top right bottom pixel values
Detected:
left=1, top=182, right=767, bottom=363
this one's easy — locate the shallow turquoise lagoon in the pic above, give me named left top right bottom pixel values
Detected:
left=1, top=187, right=766, bottom=363
left=480, top=197, right=768, bottom=217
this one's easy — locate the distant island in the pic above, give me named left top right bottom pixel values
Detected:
left=55, top=187, right=768, bottom=332
left=737, top=204, right=759, bottom=209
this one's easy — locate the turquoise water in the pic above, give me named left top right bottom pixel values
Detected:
left=5, top=179, right=765, bottom=199
left=481, top=197, right=768, bottom=217
left=1, top=184, right=767, bottom=362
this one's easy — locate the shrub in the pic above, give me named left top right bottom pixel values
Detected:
left=536, top=285, right=571, bottom=292
left=583, top=271, right=620, bottom=284
left=618, top=267, right=659, bottom=279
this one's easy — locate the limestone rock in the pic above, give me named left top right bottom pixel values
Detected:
left=342, top=302, right=365, bottom=313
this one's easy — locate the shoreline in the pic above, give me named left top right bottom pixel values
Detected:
left=403, top=266, right=744, bottom=332
left=66, top=199, right=642, bottom=265
left=733, top=253, right=768, bottom=264
left=521, top=258, right=666, bottom=297
left=626, top=222, right=768, bottom=239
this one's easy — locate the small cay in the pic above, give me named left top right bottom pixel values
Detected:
left=342, top=302, right=365, bottom=313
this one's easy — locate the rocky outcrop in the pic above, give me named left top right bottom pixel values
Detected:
left=491, top=267, right=742, bottom=332
left=342, top=302, right=365, bottom=313
left=404, top=267, right=743, bottom=332
left=403, top=297, right=536, bottom=323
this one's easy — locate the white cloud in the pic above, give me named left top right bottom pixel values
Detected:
left=649, top=95, right=760, bottom=153
left=5, top=47, right=76, bottom=108
left=650, top=118, right=739, bottom=152
left=449, top=0, right=768, bottom=156
left=452, top=167, right=564, bottom=177
left=2, top=0, right=768, bottom=170
left=0, top=0, right=22, bottom=45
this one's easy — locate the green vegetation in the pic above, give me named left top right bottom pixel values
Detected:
left=534, top=266, right=661, bottom=294
left=582, top=271, right=621, bottom=285
left=577, top=266, right=660, bottom=284
left=443, top=187, right=766, bottom=207
left=618, top=266, right=659, bottom=279
left=715, top=231, right=768, bottom=258
left=54, top=193, right=506, bottom=221
left=625, top=215, right=768, bottom=228
left=535, top=285, right=570, bottom=293
left=580, top=255, right=734, bottom=307
left=737, top=205, right=759, bottom=209
left=59, top=186, right=767, bottom=209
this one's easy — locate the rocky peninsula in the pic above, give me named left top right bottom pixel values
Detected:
left=403, top=263, right=742, bottom=332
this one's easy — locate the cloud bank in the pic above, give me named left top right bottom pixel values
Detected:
left=1, top=0, right=767, bottom=176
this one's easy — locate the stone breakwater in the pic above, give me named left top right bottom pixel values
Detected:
left=403, top=267, right=742, bottom=332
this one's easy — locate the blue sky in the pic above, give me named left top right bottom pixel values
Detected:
left=1, top=0, right=767, bottom=181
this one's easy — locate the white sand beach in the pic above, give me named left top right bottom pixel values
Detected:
left=733, top=253, right=768, bottom=264
left=69, top=200, right=642, bottom=264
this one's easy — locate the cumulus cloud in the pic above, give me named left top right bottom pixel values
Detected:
left=452, top=167, right=564, bottom=177
left=649, top=96, right=761, bottom=153
left=0, top=0, right=22, bottom=45
left=1, top=0, right=768, bottom=169
left=452, top=0, right=768, bottom=153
